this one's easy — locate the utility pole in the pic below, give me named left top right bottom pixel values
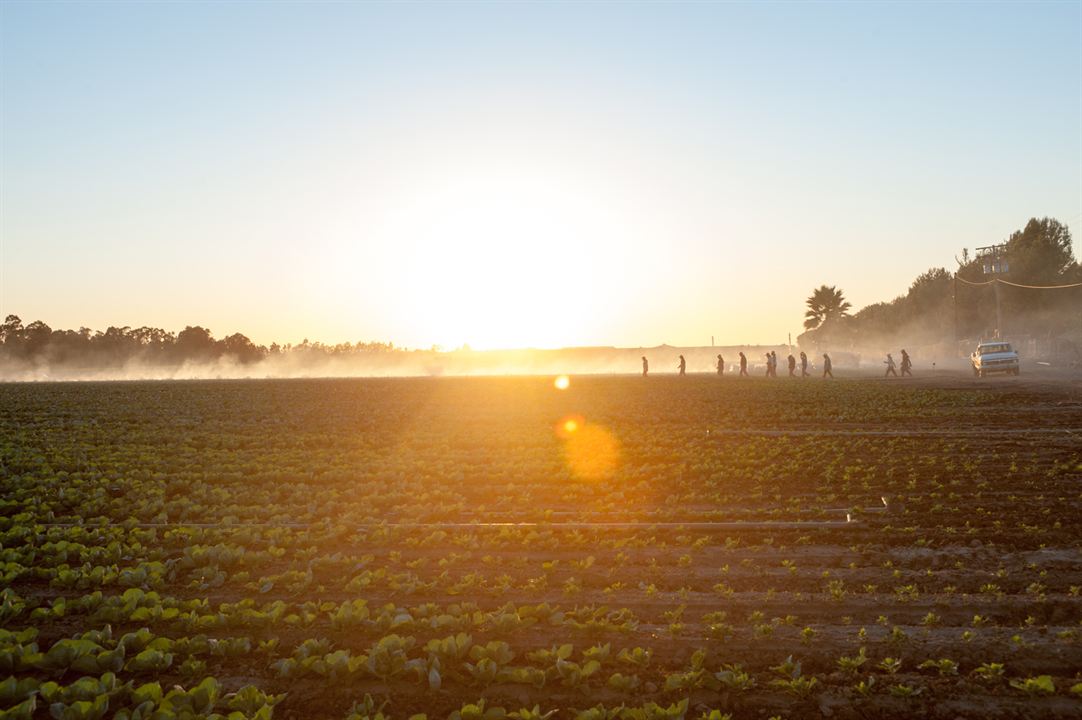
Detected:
left=993, top=280, right=1002, bottom=339
left=953, top=274, right=958, bottom=343
left=976, top=244, right=1009, bottom=338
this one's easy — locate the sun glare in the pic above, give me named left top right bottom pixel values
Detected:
left=371, top=165, right=630, bottom=350
left=555, top=414, right=584, bottom=438
left=564, top=423, right=619, bottom=480
left=554, top=375, right=570, bottom=390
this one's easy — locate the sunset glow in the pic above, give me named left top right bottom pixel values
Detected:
left=2, top=2, right=1081, bottom=717
left=3, top=2, right=1076, bottom=350
left=563, top=423, right=619, bottom=480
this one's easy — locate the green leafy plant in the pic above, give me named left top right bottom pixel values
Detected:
left=1009, top=675, right=1056, bottom=696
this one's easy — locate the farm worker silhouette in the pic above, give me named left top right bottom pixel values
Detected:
left=764, top=353, right=772, bottom=376
left=800, top=351, right=809, bottom=377
left=716, top=354, right=724, bottom=375
left=822, top=353, right=833, bottom=378
left=771, top=351, right=779, bottom=377
left=677, top=355, right=686, bottom=376
left=900, top=349, right=912, bottom=377
left=739, top=352, right=748, bottom=376
left=642, top=356, right=649, bottom=377
left=885, top=353, right=897, bottom=377
left=787, top=354, right=796, bottom=377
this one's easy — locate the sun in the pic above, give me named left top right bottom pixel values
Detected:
left=370, top=165, right=630, bottom=349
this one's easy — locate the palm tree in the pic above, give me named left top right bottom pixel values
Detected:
left=804, top=285, right=852, bottom=330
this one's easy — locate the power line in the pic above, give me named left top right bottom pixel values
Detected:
left=956, top=276, right=1082, bottom=290
left=956, top=276, right=997, bottom=287
left=998, top=278, right=1082, bottom=290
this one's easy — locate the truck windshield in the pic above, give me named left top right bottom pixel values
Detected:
left=980, top=344, right=1012, bottom=355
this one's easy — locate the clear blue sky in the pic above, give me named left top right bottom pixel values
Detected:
left=2, top=1, right=1080, bottom=349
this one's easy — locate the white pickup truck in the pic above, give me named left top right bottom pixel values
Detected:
left=971, top=341, right=1020, bottom=377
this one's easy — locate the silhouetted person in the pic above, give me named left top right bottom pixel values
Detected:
left=739, top=352, right=748, bottom=376
left=800, top=351, right=809, bottom=377
left=823, top=353, right=833, bottom=378
left=764, top=353, right=772, bottom=377
left=678, top=355, right=686, bottom=376
left=787, top=354, right=796, bottom=377
left=716, top=354, right=724, bottom=376
left=642, top=356, right=649, bottom=377
left=885, top=353, right=897, bottom=377
left=900, top=349, right=912, bottom=377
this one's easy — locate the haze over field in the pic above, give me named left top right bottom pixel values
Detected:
left=2, top=2, right=1080, bottom=356
left=4, top=5, right=1082, bottom=717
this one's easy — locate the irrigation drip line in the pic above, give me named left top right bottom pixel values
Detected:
left=34, top=519, right=866, bottom=530
left=355, top=521, right=863, bottom=529
left=408, top=506, right=890, bottom=516
left=36, top=522, right=312, bottom=529
left=705, top=428, right=1082, bottom=437
left=26, top=502, right=890, bottom=530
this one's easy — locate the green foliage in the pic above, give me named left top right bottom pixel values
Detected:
left=2, top=374, right=1080, bottom=718
left=972, top=663, right=1005, bottom=682
left=876, top=657, right=902, bottom=675
left=837, top=647, right=867, bottom=674
left=1009, top=675, right=1056, bottom=695
left=713, top=664, right=755, bottom=692
left=853, top=675, right=876, bottom=697
left=918, top=658, right=958, bottom=677
left=803, top=285, right=852, bottom=331
left=344, top=694, right=391, bottom=720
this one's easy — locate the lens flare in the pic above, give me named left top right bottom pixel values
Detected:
left=556, top=414, right=584, bottom=438
left=554, top=374, right=570, bottom=390
left=565, top=424, right=619, bottom=480
left=559, top=420, right=619, bottom=480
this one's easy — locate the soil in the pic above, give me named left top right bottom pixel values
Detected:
left=1, top=373, right=1081, bottom=719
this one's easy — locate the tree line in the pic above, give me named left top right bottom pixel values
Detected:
left=799, top=217, right=1081, bottom=349
left=3, top=217, right=1077, bottom=372
left=0, top=318, right=402, bottom=370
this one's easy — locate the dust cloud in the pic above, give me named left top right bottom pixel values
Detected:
left=0, top=345, right=812, bottom=382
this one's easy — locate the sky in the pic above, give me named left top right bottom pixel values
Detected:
left=2, top=1, right=1080, bottom=350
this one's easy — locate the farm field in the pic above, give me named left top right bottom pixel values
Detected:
left=2, top=374, right=1081, bottom=720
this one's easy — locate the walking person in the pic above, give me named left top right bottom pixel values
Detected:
left=885, top=353, right=897, bottom=378
left=800, top=351, right=809, bottom=377
left=678, top=354, right=686, bottom=376
left=642, top=356, right=649, bottom=377
left=716, top=354, right=724, bottom=376
left=739, top=351, right=748, bottom=377
left=822, top=353, right=833, bottom=379
left=787, top=353, right=796, bottom=377
left=900, top=349, right=912, bottom=377
left=764, top=353, right=773, bottom=377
